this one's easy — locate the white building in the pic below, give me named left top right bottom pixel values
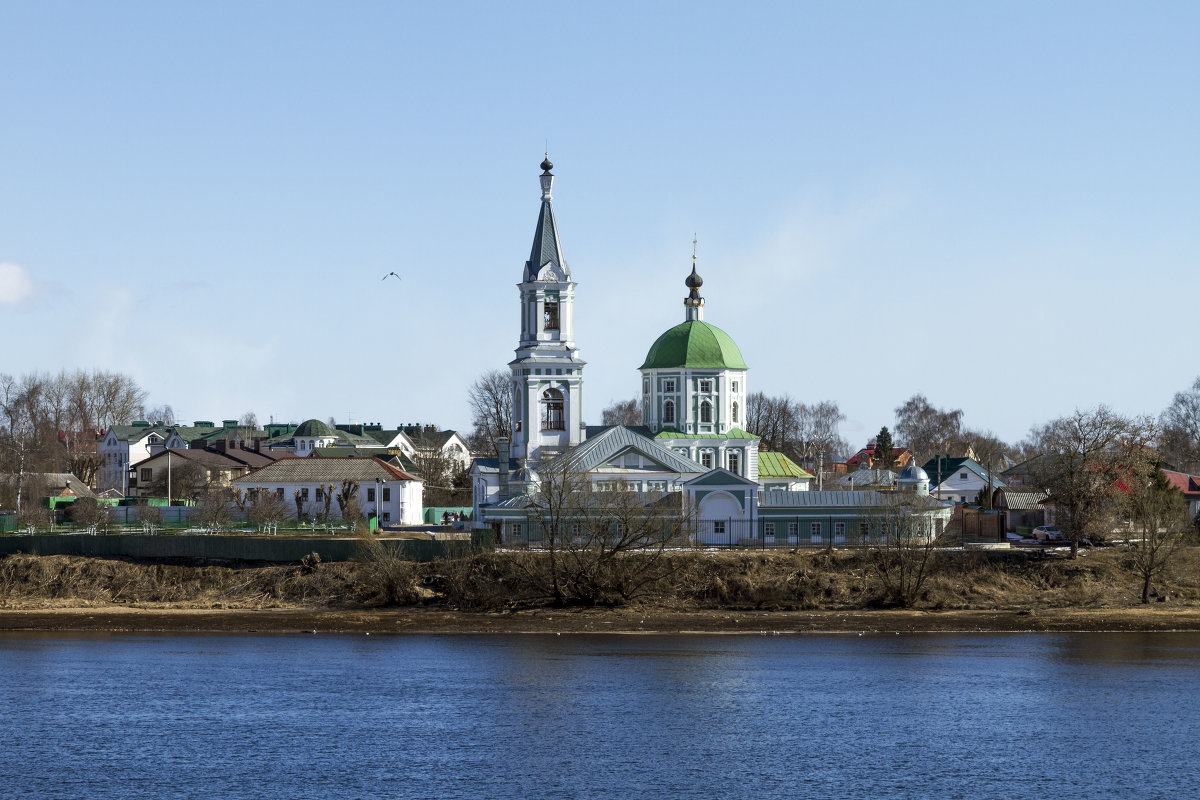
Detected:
left=97, top=422, right=171, bottom=492
left=233, top=456, right=423, bottom=525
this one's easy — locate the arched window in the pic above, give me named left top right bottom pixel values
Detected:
left=732, top=401, right=739, bottom=423
left=700, top=400, right=712, bottom=423
left=663, top=399, right=675, bottom=424
left=541, top=388, right=564, bottom=430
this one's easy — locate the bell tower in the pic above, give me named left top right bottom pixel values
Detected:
left=509, top=156, right=585, bottom=462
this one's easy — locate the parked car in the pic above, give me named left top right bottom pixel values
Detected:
left=1032, top=525, right=1064, bottom=541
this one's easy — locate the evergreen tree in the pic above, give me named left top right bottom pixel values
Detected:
left=875, top=427, right=896, bottom=469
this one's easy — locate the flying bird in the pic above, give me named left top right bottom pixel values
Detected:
left=382, top=272, right=401, bottom=281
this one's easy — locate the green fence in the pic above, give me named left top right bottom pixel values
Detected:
left=0, top=532, right=494, bottom=563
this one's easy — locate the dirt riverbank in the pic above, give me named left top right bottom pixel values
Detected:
left=3, top=605, right=1200, bottom=635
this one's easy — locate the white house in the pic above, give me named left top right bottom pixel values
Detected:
left=233, top=456, right=423, bottom=525
left=919, top=457, right=1004, bottom=504
left=97, top=422, right=171, bottom=492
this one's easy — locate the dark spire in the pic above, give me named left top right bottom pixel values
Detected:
left=524, top=156, right=568, bottom=282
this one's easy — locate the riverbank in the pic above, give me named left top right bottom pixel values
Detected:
left=2, top=547, right=1198, bottom=634
left=3, top=605, right=1200, bottom=634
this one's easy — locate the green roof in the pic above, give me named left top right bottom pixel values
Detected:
left=758, top=451, right=814, bottom=480
left=295, top=418, right=335, bottom=437
left=639, top=320, right=748, bottom=370
left=653, top=427, right=759, bottom=440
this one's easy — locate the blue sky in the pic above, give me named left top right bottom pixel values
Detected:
left=2, top=1, right=1197, bottom=447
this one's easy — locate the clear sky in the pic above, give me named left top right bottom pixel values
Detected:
left=2, top=1, right=1197, bottom=447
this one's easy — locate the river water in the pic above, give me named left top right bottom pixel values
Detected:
left=1, top=632, right=1196, bottom=799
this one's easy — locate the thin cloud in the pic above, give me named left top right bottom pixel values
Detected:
left=0, top=262, right=34, bottom=305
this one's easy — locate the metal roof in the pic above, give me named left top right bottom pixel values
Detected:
left=757, top=451, right=814, bottom=480
left=556, top=425, right=705, bottom=475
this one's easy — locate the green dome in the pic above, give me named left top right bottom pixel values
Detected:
left=295, top=418, right=335, bottom=437
left=640, top=320, right=748, bottom=370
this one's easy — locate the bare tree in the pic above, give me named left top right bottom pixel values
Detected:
left=0, top=373, right=41, bottom=514
left=239, top=411, right=259, bottom=429
left=1160, top=376, right=1200, bottom=473
left=193, top=485, right=234, bottom=531
left=601, top=398, right=640, bottom=427
left=1126, top=467, right=1190, bottom=603
left=1029, top=407, right=1156, bottom=558
left=894, top=394, right=964, bottom=464
left=746, top=394, right=847, bottom=488
left=517, top=452, right=693, bottom=606
left=866, top=492, right=945, bottom=607
left=248, top=490, right=288, bottom=528
left=146, top=459, right=207, bottom=503
left=144, top=404, right=176, bottom=425
left=467, top=369, right=513, bottom=456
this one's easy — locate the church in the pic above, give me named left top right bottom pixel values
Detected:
left=470, top=159, right=950, bottom=545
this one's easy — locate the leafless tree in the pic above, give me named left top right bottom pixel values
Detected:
left=1125, top=467, right=1190, bottom=603
left=467, top=369, right=513, bottom=456
left=1160, top=376, right=1200, bottom=473
left=601, top=398, right=641, bottom=427
left=745, top=393, right=847, bottom=488
left=894, top=394, right=964, bottom=464
left=248, top=489, right=288, bottom=528
left=239, top=411, right=259, bottom=429
left=1029, top=407, right=1157, bottom=558
left=193, top=485, right=235, bottom=531
left=866, top=492, right=945, bottom=607
left=516, top=452, right=694, bottom=606
left=146, top=459, right=207, bottom=503
left=144, top=404, right=176, bottom=425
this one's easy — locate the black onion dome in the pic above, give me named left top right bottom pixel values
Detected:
left=540, top=156, right=553, bottom=173
left=686, top=265, right=703, bottom=290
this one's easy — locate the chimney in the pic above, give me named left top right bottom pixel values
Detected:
left=497, top=437, right=510, bottom=499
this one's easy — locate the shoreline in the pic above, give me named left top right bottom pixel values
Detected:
left=3, top=606, right=1200, bottom=635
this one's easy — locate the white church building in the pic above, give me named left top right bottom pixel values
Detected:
left=470, top=159, right=951, bottom=545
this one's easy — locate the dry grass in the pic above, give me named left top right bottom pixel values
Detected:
left=1, top=546, right=1198, bottom=612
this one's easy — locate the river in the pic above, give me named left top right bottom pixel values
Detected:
left=1, top=632, right=1197, bottom=799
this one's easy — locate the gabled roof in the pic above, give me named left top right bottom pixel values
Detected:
left=104, top=424, right=169, bottom=443
left=758, top=451, right=814, bottom=480
left=846, top=446, right=912, bottom=468
left=556, top=425, right=704, bottom=475
left=993, top=487, right=1050, bottom=510
left=920, top=456, right=1005, bottom=487
left=0, top=472, right=96, bottom=498
left=167, top=424, right=221, bottom=444
left=683, top=468, right=758, bottom=488
left=234, top=456, right=419, bottom=485
left=139, top=448, right=248, bottom=471
left=1161, top=470, right=1200, bottom=498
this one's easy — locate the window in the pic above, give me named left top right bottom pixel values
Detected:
left=382, top=512, right=390, bottom=522
left=647, top=480, right=667, bottom=493
left=788, top=522, right=798, bottom=537
left=276, top=488, right=285, bottom=499
left=300, top=487, right=309, bottom=501
left=700, top=400, right=712, bottom=423
left=543, top=298, right=559, bottom=330
left=664, top=379, right=676, bottom=393
left=366, top=488, right=376, bottom=502
left=511, top=522, right=522, bottom=538
left=765, top=522, right=775, bottom=536
left=663, top=399, right=675, bottom=424
left=701, top=451, right=713, bottom=468
left=834, top=522, right=845, bottom=540
left=643, top=378, right=650, bottom=394
left=713, top=521, right=725, bottom=535
left=316, top=488, right=324, bottom=502
left=960, top=472, right=969, bottom=482
left=382, top=487, right=391, bottom=501
left=860, top=522, right=870, bottom=542
left=699, top=379, right=713, bottom=393
left=732, top=401, right=739, bottom=423
left=731, top=380, right=739, bottom=392
left=140, top=468, right=152, bottom=482
left=811, top=522, right=822, bottom=542
left=728, top=452, right=740, bottom=475
left=541, top=388, right=565, bottom=430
